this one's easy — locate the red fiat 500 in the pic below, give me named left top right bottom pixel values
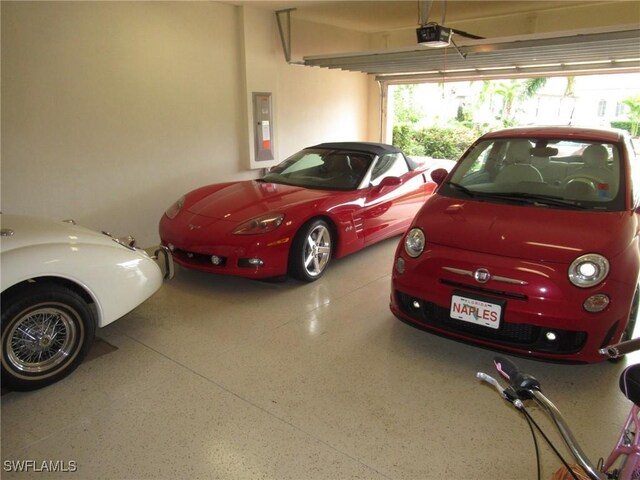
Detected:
left=390, top=127, right=640, bottom=363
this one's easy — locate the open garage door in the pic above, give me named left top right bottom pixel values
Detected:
left=302, top=26, right=640, bottom=83
left=298, top=24, right=640, bottom=144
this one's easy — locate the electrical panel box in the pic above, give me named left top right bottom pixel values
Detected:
left=253, top=92, right=274, bottom=162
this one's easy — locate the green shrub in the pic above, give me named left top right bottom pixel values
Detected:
left=392, top=125, right=479, bottom=160
left=610, top=120, right=633, bottom=134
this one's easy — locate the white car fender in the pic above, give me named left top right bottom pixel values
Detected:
left=1, top=231, right=164, bottom=328
left=0, top=214, right=170, bottom=390
left=1, top=243, right=163, bottom=327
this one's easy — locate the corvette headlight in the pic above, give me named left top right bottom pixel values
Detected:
left=568, top=254, right=609, bottom=288
left=165, top=196, right=185, bottom=219
left=404, top=228, right=425, bottom=258
left=233, top=213, right=284, bottom=235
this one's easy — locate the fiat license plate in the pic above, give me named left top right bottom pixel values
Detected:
left=450, top=294, right=502, bottom=329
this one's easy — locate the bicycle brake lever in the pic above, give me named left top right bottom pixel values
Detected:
left=477, top=372, right=504, bottom=392
left=477, top=372, right=524, bottom=409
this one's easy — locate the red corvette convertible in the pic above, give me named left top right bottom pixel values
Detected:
left=391, top=127, right=639, bottom=363
left=160, top=142, right=451, bottom=281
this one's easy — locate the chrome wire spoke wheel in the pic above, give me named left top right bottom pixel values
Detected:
left=2, top=284, right=94, bottom=390
left=6, top=305, right=79, bottom=375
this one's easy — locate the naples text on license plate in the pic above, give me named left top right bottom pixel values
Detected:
left=450, top=295, right=501, bottom=329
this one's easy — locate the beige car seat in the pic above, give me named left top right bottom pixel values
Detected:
left=495, top=140, right=543, bottom=184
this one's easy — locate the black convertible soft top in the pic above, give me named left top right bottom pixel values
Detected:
left=309, top=142, right=402, bottom=157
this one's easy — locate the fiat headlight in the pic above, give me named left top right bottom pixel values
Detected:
left=233, top=213, right=284, bottom=235
left=404, top=228, right=425, bottom=258
left=568, top=254, right=609, bottom=288
left=165, top=196, right=185, bottom=219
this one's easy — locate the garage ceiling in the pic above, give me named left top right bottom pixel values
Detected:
left=303, top=26, right=640, bottom=83
left=238, top=1, right=640, bottom=83
left=240, top=1, right=609, bottom=33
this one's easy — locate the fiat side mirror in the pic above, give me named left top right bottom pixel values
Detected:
left=430, top=168, right=449, bottom=185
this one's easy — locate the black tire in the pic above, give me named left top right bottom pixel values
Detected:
left=289, top=219, right=333, bottom=282
left=1, top=283, right=96, bottom=391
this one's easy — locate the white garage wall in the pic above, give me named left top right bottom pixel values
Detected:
left=1, top=2, right=372, bottom=246
left=275, top=13, right=371, bottom=156
left=241, top=7, right=371, bottom=164
left=275, top=61, right=371, bottom=158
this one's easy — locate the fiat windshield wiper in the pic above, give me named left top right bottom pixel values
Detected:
left=479, top=192, right=586, bottom=209
left=446, top=181, right=476, bottom=198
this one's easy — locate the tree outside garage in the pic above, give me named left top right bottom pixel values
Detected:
left=390, top=73, right=640, bottom=160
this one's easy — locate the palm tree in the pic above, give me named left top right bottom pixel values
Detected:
left=491, top=78, right=548, bottom=126
left=523, top=78, right=548, bottom=97
left=492, top=80, right=520, bottom=123
left=622, top=96, right=640, bottom=136
left=564, top=76, right=576, bottom=97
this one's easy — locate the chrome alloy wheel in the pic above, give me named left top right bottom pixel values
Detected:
left=303, top=224, right=332, bottom=277
left=5, top=305, right=79, bottom=376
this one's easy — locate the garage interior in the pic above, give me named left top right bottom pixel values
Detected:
left=2, top=1, right=640, bottom=478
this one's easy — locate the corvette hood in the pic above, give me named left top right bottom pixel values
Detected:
left=186, top=181, right=334, bottom=221
left=419, top=195, right=634, bottom=264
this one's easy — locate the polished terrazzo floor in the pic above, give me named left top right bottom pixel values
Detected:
left=2, top=236, right=636, bottom=479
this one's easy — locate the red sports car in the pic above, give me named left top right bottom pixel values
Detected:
left=391, top=127, right=640, bottom=363
left=160, top=142, right=451, bottom=281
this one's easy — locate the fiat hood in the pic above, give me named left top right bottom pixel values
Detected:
left=186, top=181, right=334, bottom=221
left=419, top=196, right=634, bottom=264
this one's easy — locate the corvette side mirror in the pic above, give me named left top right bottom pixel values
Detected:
left=378, top=176, right=402, bottom=188
left=430, top=168, right=449, bottom=185
left=373, top=176, right=402, bottom=194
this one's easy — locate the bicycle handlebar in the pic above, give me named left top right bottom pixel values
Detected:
left=493, top=356, right=541, bottom=397
left=529, top=390, right=607, bottom=480
left=479, top=359, right=607, bottom=480
left=599, top=337, right=640, bottom=358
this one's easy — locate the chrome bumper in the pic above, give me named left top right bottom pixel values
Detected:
left=98, top=229, right=174, bottom=280
left=153, top=245, right=175, bottom=280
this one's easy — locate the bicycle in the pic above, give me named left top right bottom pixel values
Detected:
left=477, top=338, right=640, bottom=480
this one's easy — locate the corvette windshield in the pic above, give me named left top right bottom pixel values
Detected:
left=262, top=149, right=374, bottom=190
left=445, top=137, right=624, bottom=211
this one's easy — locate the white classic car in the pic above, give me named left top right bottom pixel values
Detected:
left=0, top=214, right=172, bottom=391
